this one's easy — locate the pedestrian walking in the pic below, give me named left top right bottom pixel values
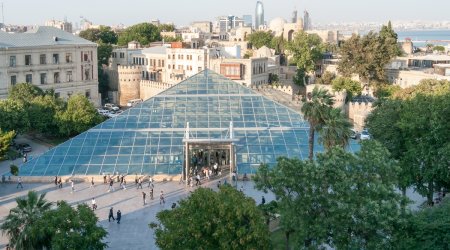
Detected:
left=261, top=196, right=266, bottom=205
left=137, top=178, right=143, bottom=189
left=142, top=192, right=147, bottom=205
left=217, top=180, right=221, bottom=189
left=92, top=198, right=97, bottom=210
left=90, top=177, right=94, bottom=188
left=54, top=176, right=58, bottom=186
left=58, top=177, right=62, bottom=188
left=23, top=154, right=27, bottom=163
left=16, top=177, right=23, bottom=189
left=150, top=188, right=154, bottom=200
left=116, top=210, right=122, bottom=224
left=239, top=185, right=244, bottom=193
left=195, top=174, right=201, bottom=186
left=160, top=190, right=165, bottom=204
left=108, top=179, right=114, bottom=192
left=171, top=203, right=176, bottom=209
left=70, top=180, right=75, bottom=193
left=148, top=176, right=154, bottom=188
left=108, top=207, right=115, bottom=222
left=103, top=174, right=107, bottom=184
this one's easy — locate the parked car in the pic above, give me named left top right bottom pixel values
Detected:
left=97, top=108, right=109, bottom=115
left=17, top=143, right=32, bottom=152
left=360, top=130, right=371, bottom=140
left=104, top=103, right=119, bottom=111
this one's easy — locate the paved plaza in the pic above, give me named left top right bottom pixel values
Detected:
left=0, top=175, right=274, bottom=250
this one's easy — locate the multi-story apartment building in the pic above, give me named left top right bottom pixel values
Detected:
left=0, top=26, right=100, bottom=105
left=45, top=19, right=73, bottom=34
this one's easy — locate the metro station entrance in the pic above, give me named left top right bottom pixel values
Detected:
left=183, top=140, right=236, bottom=183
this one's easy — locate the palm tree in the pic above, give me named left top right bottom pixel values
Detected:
left=301, top=87, right=334, bottom=160
left=318, top=108, right=352, bottom=150
left=1, top=191, right=52, bottom=250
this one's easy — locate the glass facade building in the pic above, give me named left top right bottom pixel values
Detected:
left=19, top=70, right=360, bottom=176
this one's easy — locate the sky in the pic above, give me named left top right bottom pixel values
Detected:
left=2, top=0, right=450, bottom=27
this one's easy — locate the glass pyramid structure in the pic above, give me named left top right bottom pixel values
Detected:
left=20, top=70, right=360, bottom=176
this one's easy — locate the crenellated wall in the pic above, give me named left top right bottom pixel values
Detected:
left=140, top=80, right=174, bottom=100
left=118, top=66, right=141, bottom=106
left=348, top=101, right=374, bottom=131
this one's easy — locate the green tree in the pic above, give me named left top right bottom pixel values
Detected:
left=373, top=83, right=402, bottom=99
left=318, top=108, right=352, bottom=150
left=8, top=83, right=44, bottom=104
left=28, top=94, right=64, bottom=135
left=0, top=129, right=15, bottom=160
left=393, top=198, right=450, bottom=250
left=79, top=26, right=118, bottom=44
left=38, top=201, right=108, bottom=249
left=56, top=94, right=104, bottom=137
left=315, top=71, right=336, bottom=85
left=0, top=99, right=30, bottom=133
left=287, top=31, right=323, bottom=87
left=392, top=79, right=450, bottom=99
left=0, top=191, right=52, bottom=250
left=161, top=35, right=182, bottom=42
left=338, top=22, right=401, bottom=84
left=151, top=186, right=270, bottom=250
left=301, top=87, right=334, bottom=160
left=118, top=23, right=161, bottom=46
left=331, top=77, right=362, bottom=101
left=254, top=141, right=406, bottom=249
left=158, top=23, right=176, bottom=33
left=248, top=31, right=274, bottom=49
left=271, top=35, right=286, bottom=55
left=98, top=43, right=113, bottom=66
left=10, top=164, right=19, bottom=176
left=433, top=45, right=445, bottom=52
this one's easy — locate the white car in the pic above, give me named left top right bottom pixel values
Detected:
left=97, top=109, right=109, bottom=115
left=360, top=130, right=371, bottom=140
left=104, top=103, right=119, bottom=111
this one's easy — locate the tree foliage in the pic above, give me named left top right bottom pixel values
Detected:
left=38, top=201, right=108, bottom=250
left=432, top=45, right=446, bottom=52
left=331, top=77, right=363, bottom=101
left=56, top=94, right=104, bottom=137
left=287, top=31, right=324, bottom=73
left=0, top=129, right=15, bottom=160
left=118, top=23, right=161, bottom=46
left=315, top=71, right=336, bottom=85
left=392, top=79, right=450, bottom=100
left=0, top=192, right=107, bottom=250
left=0, top=191, right=53, bottom=250
left=338, top=22, right=401, bottom=83
left=318, top=108, right=352, bottom=150
left=394, top=199, right=450, bottom=249
left=301, top=87, right=334, bottom=160
left=152, top=186, right=270, bottom=250
left=79, top=26, right=118, bottom=44
left=0, top=99, right=30, bottom=133
left=157, top=23, right=176, bottom=33
left=254, top=141, right=406, bottom=249
left=366, top=90, right=450, bottom=204
left=8, top=83, right=44, bottom=103
left=271, top=35, right=286, bottom=55
left=248, top=31, right=274, bottom=49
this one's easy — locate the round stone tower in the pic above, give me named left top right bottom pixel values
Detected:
left=118, top=66, right=141, bottom=107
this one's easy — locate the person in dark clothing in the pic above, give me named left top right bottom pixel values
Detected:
left=150, top=188, right=154, bottom=200
left=58, top=178, right=62, bottom=188
left=108, top=207, right=115, bottom=222
left=142, top=192, right=147, bottom=205
left=261, top=196, right=266, bottom=205
left=171, top=203, right=176, bottom=209
left=54, top=176, right=58, bottom=186
left=116, top=210, right=122, bottom=224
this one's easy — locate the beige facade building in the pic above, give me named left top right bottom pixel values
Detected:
left=0, top=26, right=100, bottom=105
left=45, top=19, right=73, bottom=34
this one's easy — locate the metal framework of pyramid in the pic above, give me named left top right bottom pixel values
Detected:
left=20, top=70, right=360, bottom=176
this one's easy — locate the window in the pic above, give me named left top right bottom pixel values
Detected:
left=112, top=52, right=117, bottom=58
left=40, top=73, right=47, bottom=84
left=10, top=75, right=17, bottom=85
left=85, top=90, right=91, bottom=99
left=162, top=60, right=165, bottom=67
left=83, top=53, right=89, bottom=62
left=66, top=71, right=73, bottom=82
left=40, top=54, right=46, bottom=64
left=9, top=56, right=16, bottom=67
left=26, top=74, right=32, bottom=83
left=25, top=55, right=32, bottom=66
left=66, top=53, right=72, bottom=63
left=168, top=55, right=170, bottom=59
left=54, top=72, right=60, bottom=83
left=158, top=60, right=161, bottom=67
left=53, top=54, right=59, bottom=64
left=119, top=52, right=125, bottom=58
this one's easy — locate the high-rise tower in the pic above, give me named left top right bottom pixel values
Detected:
left=255, top=1, right=264, bottom=29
